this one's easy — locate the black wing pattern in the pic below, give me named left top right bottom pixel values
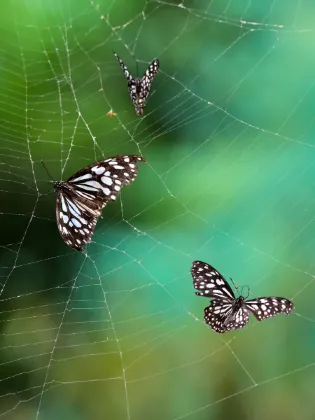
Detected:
left=204, top=299, right=250, bottom=333
left=245, top=297, right=294, bottom=321
left=191, top=260, right=295, bottom=334
left=54, top=155, right=145, bottom=251
left=140, top=58, right=159, bottom=100
left=191, top=260, right=235, bottom=301
left=113, top=51, right=133, bottom=83
left=113, top=51, right=159, bottom=116
left=56, top=191, right=100, bottom=252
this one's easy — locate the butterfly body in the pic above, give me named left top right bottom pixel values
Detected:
left=134, top=79, right=143, bottom=94
left=114, top=52, right=159, bottom=116
left=191, top=260, right=294, bottom=333
left=223, top=296, right=245, bottom=325
left=53, top=155, right=145, bottom=251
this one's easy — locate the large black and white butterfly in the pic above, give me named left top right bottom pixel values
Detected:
left=191, top=260, right=294, bottom=333
left=113, top=51, right=159, bottom=116
left=52, top=155, right=145, bottom=251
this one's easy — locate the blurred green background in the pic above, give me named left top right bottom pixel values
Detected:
left=1, top=0, right=315, bottom=419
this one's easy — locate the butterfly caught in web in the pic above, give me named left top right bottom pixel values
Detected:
left=44, top=155, right=145, bottom=252
left=113, top=51, right=159, bottom=116
left=191, top=260, right=294, bottom=333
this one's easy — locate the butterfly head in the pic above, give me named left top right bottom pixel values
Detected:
left=235, top=295, right=246, bottom=306
left=53, top=181, right=66, bottom=193
left=136, top=105, right=144, bottom=116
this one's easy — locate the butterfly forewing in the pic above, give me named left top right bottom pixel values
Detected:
left=144, top=59, right=159, bottom=83
left=68, top=155, right=146, bottom=206
left=141, top=58, right=159, bottom=100
left=113, top=51, right=133, bottom=83
left=54, top=154, right=145, bottom=251
left=245, top=297, right=294, bottom=321
left=191, top=260, right=235, bottom=301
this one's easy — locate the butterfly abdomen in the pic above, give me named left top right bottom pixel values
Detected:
left=135, top=79, right=142, bottom=93
left=53, top=181, right=67, bottom=193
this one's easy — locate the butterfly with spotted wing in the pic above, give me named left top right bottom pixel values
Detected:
left=191, top=260, right=294, bottom=333
left=45, top=155, right=145, bottom=252
left=113, top=51, right=159, bottom=116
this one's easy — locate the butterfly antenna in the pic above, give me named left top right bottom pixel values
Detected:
left=241, top=285, right=250, bottom=299
left=230, top=277, right=240, bottom=294
left=41, top=160, right=55, bottom=183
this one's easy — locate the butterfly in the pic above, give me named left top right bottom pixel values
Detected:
left=113, top=51, right=159, bottom=116
left=191, top=260, right=294, bottom=333
left=50, top=155, right=145, bottom=251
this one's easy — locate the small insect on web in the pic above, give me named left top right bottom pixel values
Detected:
left=113, top=51, right=159, bottom=116
left=106, top=109, right=117, bottom=117
left=42, top=155, right=146, bottom=252
left=191, top=260, right=294, bottom=334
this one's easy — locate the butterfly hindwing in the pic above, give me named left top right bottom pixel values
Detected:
left=56, top=191, right=99, bottom=251
left=204, top=299, right=250, bottom=334
left=191, top=260, right=235, bottom=301
left=245, top=297, right=295, bottom=321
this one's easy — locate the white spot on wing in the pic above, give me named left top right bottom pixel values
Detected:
left=101, top=176, right=113, bottom=186
left=70, top=173, right=93, bottom=182
left=216, top=279, right=224, bottom=285
left=72, top=218, right=82, bottom=228
left=82, top=180, right=102, bottom=189
left=92, top=166, right=106, bottom=175
left=61, top=195, right=67, bottom=212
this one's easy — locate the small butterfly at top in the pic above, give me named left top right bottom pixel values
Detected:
left=191, top=260, right=294, bottom=334
left=48, top=155, right=145, bottom=252
left=113, top=51, right=159, bottom=116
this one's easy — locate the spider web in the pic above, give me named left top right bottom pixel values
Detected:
left=1, top=0, right=315, bottom=419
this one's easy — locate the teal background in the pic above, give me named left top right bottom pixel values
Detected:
left=0, top=0, right=314, bottom=419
